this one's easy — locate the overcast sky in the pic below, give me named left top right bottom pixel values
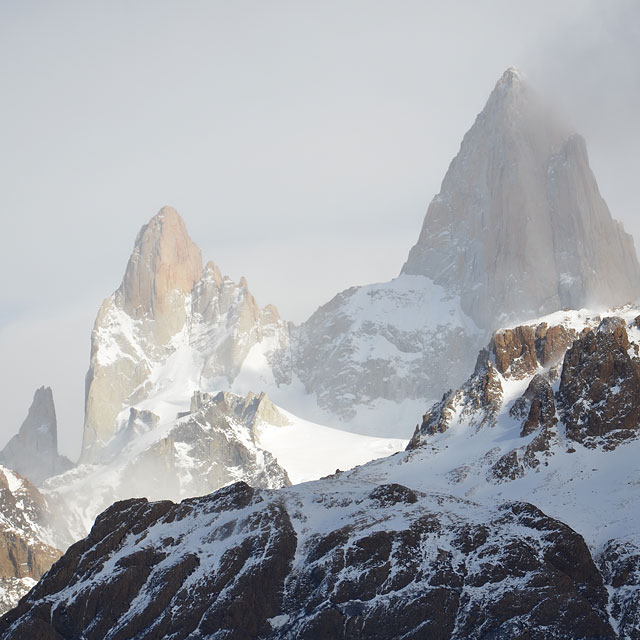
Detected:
left=2, top=0, right=639, bottom=460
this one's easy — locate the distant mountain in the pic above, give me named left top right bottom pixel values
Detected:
left=82, top=206, right=290, bottom=464
left=293, top=67, right=640, bottom=427
left=403, top=67, right=640, bottom=329
left=0, top=387, right=72, bottom=485
left=77, top=69, right=640, bottom=455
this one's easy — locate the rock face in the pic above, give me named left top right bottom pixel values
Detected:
left=558, top=318, right=640, bottom=447
left=0, top=481, right=616, bottom=639
left=82, top=206, right=290, bottom=463
left=599, top=539, right=640, bottom=639
left=0, top=387, right=72, bottom=485
left=402, top=68, right=640, bottom=329
left=0, top=466, right=69, bottom=615
left=190, top=262, right=291, bottom=388
left=117, top=205, right=203, bottom=329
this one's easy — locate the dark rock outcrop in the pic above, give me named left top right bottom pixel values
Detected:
left=518, top=374, right=558, bottom=437
left=410, top=315, right=640, bottom=454
left=0, top=481, right=616, bottom=639
left=491, top=322, right=574, bottom=379
left=599, top=539, right=640, bottom=639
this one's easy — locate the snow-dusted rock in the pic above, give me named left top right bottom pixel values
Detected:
left=0, top=466, right=70, bottom=615
left=0, top=480, right=615, bottom=639
left=45, top=390, right=293, bottom=540
left=0, top=387, right=72, bottom=486
left=293, top=276, right=483, bottom=427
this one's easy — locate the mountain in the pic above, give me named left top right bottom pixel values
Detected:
left=65, top=205, right=404, bottom=540
left=0, top=481, right=616, bottom=639
left=78, top=69, right=640, bottom=451
left=5, top=65, right=640, bottom=631
left=402, top=67, right=640, bottom=329
left=82, top=206, right=292, bottom=464
left=290, top=67, right=640, bottom=428
left=0, top=387, right=72, bottom=485
left=12, top=305, right=640, bottom=636
left=0, top=466, right=70, bottom=615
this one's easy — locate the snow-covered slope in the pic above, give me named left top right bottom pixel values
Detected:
left=255, top=408, right=406, bottom=484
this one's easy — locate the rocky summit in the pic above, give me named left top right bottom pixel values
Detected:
left=402, top=67, right=640, bottom=329
left=81, top=206, right=291, bottom=464
left=0, top=387, right=72, bottom=486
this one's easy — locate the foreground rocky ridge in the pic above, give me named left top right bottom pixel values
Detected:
left=0, top=480, right=617, bottom=639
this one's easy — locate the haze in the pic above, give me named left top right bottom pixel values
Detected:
left=2, top=0, right=639, bottom=460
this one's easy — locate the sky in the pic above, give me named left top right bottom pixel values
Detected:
left=1, top=0, right=639, bottom=460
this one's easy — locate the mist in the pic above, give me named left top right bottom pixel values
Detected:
left=2, top=0, right=639, bottom=460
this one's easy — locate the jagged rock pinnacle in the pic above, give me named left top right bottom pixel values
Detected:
left=116, top=205, right=203, bottom=321
left=0, top=387, right=72, bottom=485
left=402, top=67, right=640, bottom=328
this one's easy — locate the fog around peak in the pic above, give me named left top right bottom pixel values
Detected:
left=1, top=0, right=639, bottom=460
